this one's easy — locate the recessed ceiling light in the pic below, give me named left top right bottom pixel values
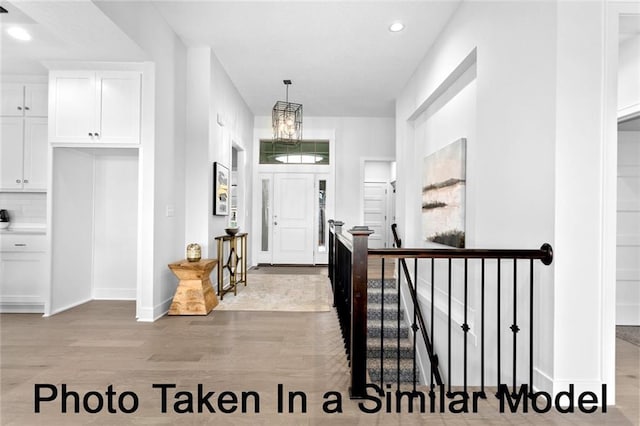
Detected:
left=389, top=22, right=405, bottom=33
left=7, top=26, right=32, bottom=41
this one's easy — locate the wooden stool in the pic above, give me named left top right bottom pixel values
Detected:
left=167, top=259, right=218, bottom=315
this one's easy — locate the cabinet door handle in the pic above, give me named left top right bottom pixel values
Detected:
left=17, top=106, right=22, bottom=110
left=23, top=179, right=29, bottom=183
left=24, top=106, right=30, bottom=111
left=16, top=179, right=21, bottom=183
left=14, top=244, right=27, bottom=247
left=88, top=132, right=94, bottom=137
left=95, top=132, right=100, bottom=137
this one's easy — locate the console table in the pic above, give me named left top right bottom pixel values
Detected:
left=167, top=259, right=218, bottom=315
left=215, top=233, right=248, bottom=299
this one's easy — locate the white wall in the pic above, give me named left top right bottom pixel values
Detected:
left=92, top=151, right=138, bottom=300
left=96, top=3, right=187, bottom=321
left=49, top=148, right=94, bottom=314
left=185, top=48, right=212, bottom=256
left=396, top=0, right=614, bottom=400
left=364, top=161, right=391, bottom=182
left=184, top=48, right=254, bottom=263
left=208, top=53, right=254, bottom=259
left=618, top=34, right=640, bottom=119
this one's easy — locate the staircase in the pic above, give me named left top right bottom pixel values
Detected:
left=366, top=277, right=418, bottom=384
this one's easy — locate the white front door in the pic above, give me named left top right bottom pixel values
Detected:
left=363, top=182, right=388, bottom=249
left=273, top=173, right=315, bottom=264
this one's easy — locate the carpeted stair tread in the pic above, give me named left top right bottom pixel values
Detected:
left=366, top=276, right=416, bottom=384
left=367, top=279, right=398, bottom=289
left=367, top=288, right=400, bottom=303
left=367, top=337, right=414, bottom=358
left=367, top=358, right=419, bottom=383
left=367, top=303, right=403, bottom=320
left=367, top=320, right=410, bottom=338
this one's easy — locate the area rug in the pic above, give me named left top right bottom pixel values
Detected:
left=214, top=274, right=332, bottom=312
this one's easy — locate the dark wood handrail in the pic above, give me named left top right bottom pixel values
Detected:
left=369, top=244, right=553, bottom=265
left=335, top=231, right=353, bottom=252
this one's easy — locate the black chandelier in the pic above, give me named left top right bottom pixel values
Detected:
left=272, top=80, right=303, bottom=144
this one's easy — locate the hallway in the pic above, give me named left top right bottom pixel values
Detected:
left=1, top=300, right=637, bottom=424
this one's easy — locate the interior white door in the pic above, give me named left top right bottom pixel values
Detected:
left=273, top=173, right=314, bottom=264
left=363, top=182, right=388, bottom=249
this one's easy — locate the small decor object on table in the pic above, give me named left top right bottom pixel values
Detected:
left=168, top=259, right=218, bottom=315
left=225, top=227, right=239, bottom=236
left=186, top=243, right=201, bottom=262
left=213, top=162, right=229, bottom=216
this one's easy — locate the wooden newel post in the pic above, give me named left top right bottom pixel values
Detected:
left=349, top=225, right=373, bottom=399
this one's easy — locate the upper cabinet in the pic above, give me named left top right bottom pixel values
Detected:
left=0, top=82, right=48, bottom=192
left=0, top=83, right=48, bottom=117
left=49, top=71, right=142, bottom=144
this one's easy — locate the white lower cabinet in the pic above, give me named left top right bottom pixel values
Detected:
left=0, top=234, right=47, bottom=313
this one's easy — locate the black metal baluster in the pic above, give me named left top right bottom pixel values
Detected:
left=412, top=258, right=418, bottom=392
left=529, top=259, right=534, bottom=397
left=511, top=259, right=519, bottom=395
left=447, top=258, right=452, bottom=397
left=480, top=258, right=486, bottom=398
left=430, top=258, right=435, bottom=395
left=397, top=260, right=402, bottom=393
left=496, top=259, right=501, bottom=398
left=381, top=258, right=385, bottom=388
left=462, top=258, right=469, bottom=395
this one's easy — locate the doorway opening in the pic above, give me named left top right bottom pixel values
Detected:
left=615, top=14, right=640, bottom=327
left=363, top=160, right=396, bottom=248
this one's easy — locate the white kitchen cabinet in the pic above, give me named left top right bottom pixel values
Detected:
left=0, top=83, right=48, bottom=117
left=0, top=233, right=47, bottom=313
left=49, top=71, right=141, bottom=144
left=0, top=117, right=48, bottom=191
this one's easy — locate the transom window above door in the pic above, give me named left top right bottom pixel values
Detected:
left=259, top=139, right=330, bottom=165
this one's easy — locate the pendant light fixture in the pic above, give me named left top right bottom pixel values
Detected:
left=272, top=80, right=303, bottom=144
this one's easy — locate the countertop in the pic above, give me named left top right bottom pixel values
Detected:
left=0, top=224, right=46, bottom=235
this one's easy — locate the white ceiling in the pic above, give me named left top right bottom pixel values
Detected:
left=148, top=1, right=462, bottom=117
left=5, top=2, right=636, bottom=118
left=0, top=1, right=146, bottom=75
left=1, top=0, right=461, bottom=118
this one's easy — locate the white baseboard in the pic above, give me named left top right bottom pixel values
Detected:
left=0, top=296, right=45, bottom=313
left=136, top=296, right=173, bottom=322
left=93, top=288, right=136, bottom=300
left=46, top=297, right=92, bottom=316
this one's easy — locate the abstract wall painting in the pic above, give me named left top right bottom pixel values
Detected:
left=422, top=138, right=467, bottom=248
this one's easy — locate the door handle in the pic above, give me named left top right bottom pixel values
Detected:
left=274, top=222, right=278, bottom=226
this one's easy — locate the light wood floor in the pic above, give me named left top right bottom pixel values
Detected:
left=1, top=301, right=638, bottom=425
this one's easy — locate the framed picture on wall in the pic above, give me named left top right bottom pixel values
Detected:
left=213, top=162, right=229, bottom=216
left=422, top=138, right=467, bottom=248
